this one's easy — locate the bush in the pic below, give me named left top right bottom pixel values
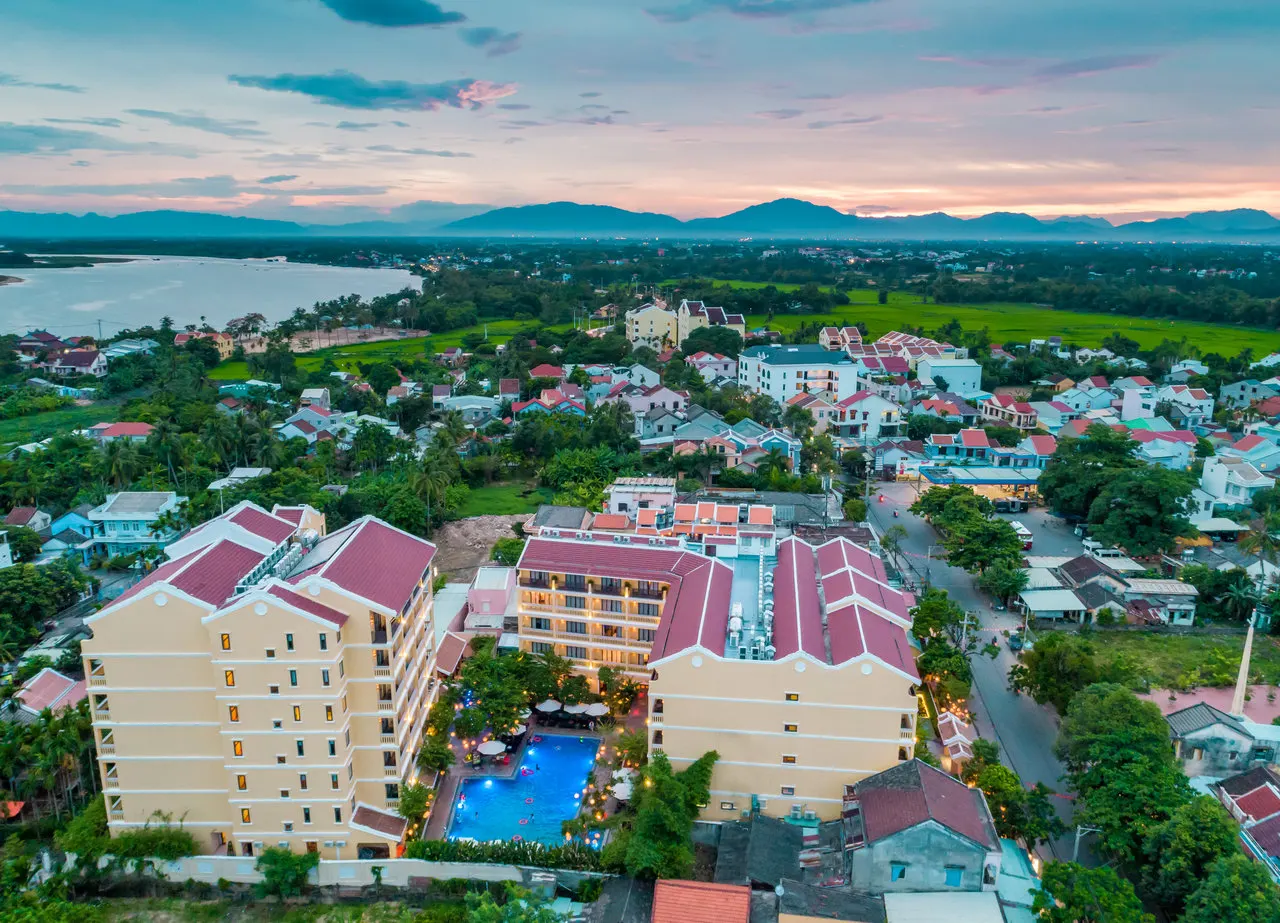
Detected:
left=577, top=878, right=603, bottom=902
left=255, top=847, right=320, bottom=898
left=404, top=837, right=602, bottom=871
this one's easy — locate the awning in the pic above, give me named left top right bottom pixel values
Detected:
left=1195, top=517, right=1248, bottom=532
left=1019, top=588, right=1085, bottom=612
left=349, top=803, right=408, bottom=842
left=922, top=466, right=1042, bottom=487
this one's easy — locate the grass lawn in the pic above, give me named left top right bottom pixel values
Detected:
left=452, top=481, right=554, bottom=518
left=0, top=401, right=119, bottom=447
left=1079, top=629, right=1280, bottom=688
left=208, top=320, right=575, bottom=381
left=101, top=897, right=468, bottom=921
left=676, top=279, right=1280, bottom=354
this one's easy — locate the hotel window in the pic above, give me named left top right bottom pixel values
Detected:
left=319, top=633, right=328, bottom=651
left=342, top=694, right=348, bottom=713
left=782, top=755, right=797, bottom=764
left=785, top=692, right=800, bottom=702
left=531, top=617, right=551, bottom=632
left=601, top=578, right=621, bottom=595
left=338, top=660, right=345, bottom=678
left=265, top=648, right=276, bottom=660
left=241, top=808, right=252, bottom=824
left=898, top=747, right=909, bottom=761
left=269, top=685, right=280, bottom=696
left=945, top=867, right=964, bottom=887
left=236, top=774, right=247, bottom=791
left=890, top=863, right=907, bottom=882
left=564, top=574, right=585, bottom=591
left=900, top=714, right=913, bottom=731
left=293, top=706, right=302, bottom=722
left=232, top=740, right=244, bottom=757
left=272, top=720, right=282, bottom=729
left=720, top=801, right=735, bottom=811
left=302, top=807, right=312, bottom=824
left=531, top=642, right=553, bottom=654
left=784, top=724, right=798, bottom=734
left=228, top=705, right=240, bottom=723
left=277, top=755, right=287, bottom=764
left=325, top=705, right=334, bottom=722
left=289, top=670, right=298, bottom=687
left=299, top=773, right=308, bottom=791
left=386, top=783, right=400, bottom=800
left=652, top=730, right=664, bottom=746
left=637, top=603, right=659, bottom=618
left=283, top=822, right=293, bottom=833
left=296, top=740, right=305, bottom=757
left=220, top=633, right=231, bottom=650
left=330, top=773, right=340, bottom=790
left=285, top=633, right=294, bottom=652
left=333, top=807, right=342, bottom=824
left=566, top=645, right=587, bottom=660
left=565, top=620, right=587, bottom=635
left=321, top=669, right=330, bottom=687
left=280, top=790, right=290, bottom=799
left=637, top=628, right=655, bottom=642
left=780, top=786, right=795, bottom=796
left=600, top=599, right=623, bottom=613
left=328, top=739, right=337, bottom=757
left=565, top=596, right=586, bottom=611
left=224, top=670, right=235, bottom=687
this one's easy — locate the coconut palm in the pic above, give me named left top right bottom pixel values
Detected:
left=1240, top=508, right=1280, bottom=591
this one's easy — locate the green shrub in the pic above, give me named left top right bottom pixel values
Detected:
left=404, top=838, right=602, bottom=871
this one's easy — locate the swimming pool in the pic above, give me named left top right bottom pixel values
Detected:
left=447, top=735, right=600, bottom=847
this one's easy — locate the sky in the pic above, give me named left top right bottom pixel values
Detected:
left=2, top=0, right=1279, bottom=223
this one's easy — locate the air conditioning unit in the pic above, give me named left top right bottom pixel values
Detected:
left=790, top=805, right=803, bottom=819
left=803, top=810, right=817, bottom=821
left=323, top=841, right=335, bottom=847
left=277, top=840, right=290, bottom=848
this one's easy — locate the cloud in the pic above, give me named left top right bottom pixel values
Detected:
left=366, top=144, right=474, bottom=157
left=853, top=204, right=898, bottom=214
left=0, top=175, right=388, bottom=198
left=498, top=103, right=531, bottom=110
left=315, top=0, right=464, bottom=27
left=259, top=174, right=298, bottom=184
left=45, top=117, right=125, bottom=128
left=807, top=115, right=882, bottom=129
left=126, top=109, right=268, bottom=138
left=919, top=55, right=1029, bottom=68
left=501, top=120, right=545, bottom=129
left=229, top=70, right=516, bottom=111
left=580, top=92, right=602, bottom=98
left=503, top=137, right=524, bottom=144
left=459, top=27, right=522, bottom=57
left=755, top=108, right=804, bottom=120
left=647, top=0, right=875, bottom=24
left=336, top=121, right=381, bottom=131
left=0, top=122, right=153, bottom=155
left=70, top=160, right=91, bottom=167
left=561, top=114, right=616, bottom=125
left=1031, top=54, right=1159, bottom=82
left=0, top=73, right=85, bottom=93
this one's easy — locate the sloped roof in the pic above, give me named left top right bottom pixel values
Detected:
left=652, top=880, right=750, bottom=923
left=852, top=759, right=1000, bottom=851
left=1166, top=702, right=1246, bottom=736
left=288, top=517, right=436, bottom=613
left=17, top=668, right=87, bottom=714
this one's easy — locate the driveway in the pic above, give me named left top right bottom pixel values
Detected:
left=868, top=480, right=1096, bottom=864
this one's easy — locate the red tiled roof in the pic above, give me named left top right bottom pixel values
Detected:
left=229, top=506, right=297, bottom=544
left=435, top=631, right=469, bottom=675
left=1246, top=814, right=1280, bottom=862
left=296, top=518, right=436, bottom=613
left=432, top=385, right=452, bottom=398
left=529, top=364, right=565, bottom=379
left=499, top=378, right=520, bottom=395
left=1232, top=786, right=1280, bottom=822
left=1027, top=435, right=1057, bottom=455
left=291, top=419, right=317, bottom=435
left=17, top=668, right=87, bottom=714
left=652, top=880, right=750, bottom=923
left=855, top=760, right=999, bottom=850
left=959, top=428, right=991, bottom=448
left=170, top=540, right=268, bottom=606
left=271, top=506, right=305, bottom=525
left=55, top=349, right=102, bottom=368
left=4, top=507, right=38, bottom=526
left=773, top=538, right=827, bottom=662
left=101, top=422, right=154, bottom=438
left=1234, top=434, right=1268, bottom=451
left=591, top=513, right=631, bottom=531
left=747, top=505, right=773, bottom=526
left=637, top=509, right=659, bottom=527
left=266, top=585, right=348, bottom=628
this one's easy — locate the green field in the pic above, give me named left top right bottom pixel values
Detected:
left=208, top=320, right=573, bottom=381
left=1065, top=630, right=1280, bottom=688
left=452, top=482, right=554, bottom=518
left=0, top=402, right=118, bottom=447
left=686, top=280, right=1280, bottom=354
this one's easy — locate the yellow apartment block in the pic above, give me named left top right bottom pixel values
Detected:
left=82, top=502, right=439, bottom=859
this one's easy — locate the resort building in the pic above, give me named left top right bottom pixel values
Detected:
left=514, top=528, right=919, bottom=824
left=81, top=501, right=440, bottom=860
left=85, top=491, right=189, bottom=559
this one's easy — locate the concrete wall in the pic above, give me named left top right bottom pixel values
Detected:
left=848, top=821, right=996, bottom=893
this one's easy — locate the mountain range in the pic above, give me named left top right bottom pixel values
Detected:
left=2, top=198, right=1280, bottom=242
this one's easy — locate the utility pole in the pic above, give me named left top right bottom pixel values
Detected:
left=1072, top=825, right=1101, bottom=863
left=97, top=319, right=103, bottom=342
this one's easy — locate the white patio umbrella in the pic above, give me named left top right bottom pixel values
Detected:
left=477, top=740, right=507, bottom=756
left=584, top=703, right=609, bottom=717
left=611, top=768, right=636, bottom=782
left=535, top=699, right=562, bottom=713
left=564, top=703, right=589, bottom=715
left=612, top=781, right=634, bottom=801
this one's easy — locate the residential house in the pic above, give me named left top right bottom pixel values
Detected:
left=605, top=477, right=678, bottom=517
left=1157, top=385, right=1215, bottom=427
left=85, top=491, right=187, bottom=558
left=614, top=364, right=661, bottom=389
left=0, top=532, right=11, bottom=570
left=621, top=385, right=688, bottom=418
left=1114, top=375, right=1156, bottom=392
left=173, top=331, right=233, bottom=359
left=786, top=391, right=841, bottom=435
left=15, top=330, right=69, bottom=357
left=497, top=378, right=520, bottom=403
left=832, top=391, right=903, bottom=443
left=1120, top=386, right=1158, bottom=421
left=430, top=384, right=451, bottom=409
left=1168, top=703, right=1277, bottom=777
left=675, top=299, right=746, bottom=346
left=915, top=393, right=981, bottom=427
left=1017, top=434, right=1057, bottom=469
left=299, top=388, right=330, bottom=409
left=528, top=363, right=565, bottom=382
left=1213, top=766, right=1280, bottom=882
left=1121, top=579, right=1198, bottom=626
left=871, top=440, right=927, bottom=478
left=91, top=422, right=155, bottom=444
left=925, top=429, right=992, bottom=463
left=13, top=667, right=86, bottom=721
left=916, top=358, right=983, bottom=397
left=441, top=395, right=498, bottom=425
left=651, top=881, right=750, bottom=923
left=638, top=407, right=682, bottom=440
left=937, top=711, right=978, bottom=773
left=685, top=351, right=737, bottom=382
left=511, top=390, right=586, bottom=417
left=208, top=468, right=272, bottom=493
left=46, top=349, right=107, bottom=378
left=844, top=760, right=1002, bottom=893
left=818, top=326, right=844, bottom=350
left=1016, top=588, right=1087, bottom=621
left=1167, top=358, right=1210, bottom=383
left=49, top=506, right=94, bottom=540
left=4, top=506, right=51, bottom=533
left=1220, top=434, right=1280, bottom=474
left=989, top=345, right=1015, bottom=363
left=670, top=410, right=803, bottom=471
left=101, top=338, right=160, bottom=361
left=1056, top=386, right=1115, bottom=413
left=739, top=344, right=860, bottom=403
left=625, top=303, right=677, bottom=349
left=1130, top=429, right=1197, bottom=469
left=1073, top=347, right=1116, bottom=362
left=216, top=396, right=243, bottom=416
left=437, top=346, right=464, bottom=367
left=1034, top=374, right=1074, bottom=393
left=1201, top=456, right=1276, bottom=511
left=1222, top=380, right=1280, bottom=410
left=980, top=395, right=1037, bottom=431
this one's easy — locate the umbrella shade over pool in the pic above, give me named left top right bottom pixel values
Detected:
left=584, top=703, right=609, bottom=717
left=477, top=740, right=507, bottom=756
left=564, top=703, right=589, bottom=715
left=535, top=699, right=562, bottom=713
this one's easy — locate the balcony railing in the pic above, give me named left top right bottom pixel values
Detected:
left=377, top=700, right=394, bottom=712
left=373, top=667, right=392, bottom=678
left=98, top=744, right=116, bottom=756
left=104, top=776, right=120, bottom=790
left=109, top=808, right=124, bottom=820
left=380, top=734, right=396, bottom=745
left=88, top=677, right=107, bottom=688
left=383, top=766, right=400, bottom=777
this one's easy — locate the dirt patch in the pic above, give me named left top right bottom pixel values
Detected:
left=236, top=326, right=432, bottom=355
left=432, top=514, right=528, bottom=581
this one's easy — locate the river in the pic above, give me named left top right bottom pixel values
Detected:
left=0, top=255, right=418, bottom=337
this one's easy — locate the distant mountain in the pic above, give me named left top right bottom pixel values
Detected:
left=443, top=202, right=684, bottom=235
left=1, top=202, right=1278, bottom=242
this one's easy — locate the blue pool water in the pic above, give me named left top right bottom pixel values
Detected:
left=447, top=735, right=601, bottom=846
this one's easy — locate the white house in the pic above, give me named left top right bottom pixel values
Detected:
left=831, top=391, right=903, bottom=443
left=685, top=351, right=737, bottom=382
left=738, top=344, right=861, bottom=402
left=1157, top=385, right=1215, bottom=427
left=1201, top=456, right=1276, bottom=511
left=1057, top=386, right=1115, bottom=413
left=916, top=357, right=983, bottom=397
left=1219, top=434, right=1280, bottom=474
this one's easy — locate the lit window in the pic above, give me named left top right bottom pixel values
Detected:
left=780, top=786, right=795, bottom=796
left=228, top=705, right=239, bottom=723
left=720, top=801, right=735, bottom=811
left=236, top=774, right=247, bottom=791
left=232, top=740, right=244, bottom=757
left=220, top=633, right=231, bottom=650
left=325, top=705, right=334, bottom=722
left=784, top=724, right=798, bottom=733
left=240, top=808, right=252, bottom=824
left=782, top=755, right=797, bottom=764
left=785, top=692, right=799, bottom=702
left=224, top=670, right=235, bottom=687
left=293, top=706, right=302, bottom=722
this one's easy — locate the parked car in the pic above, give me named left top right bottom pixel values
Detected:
left=1008, top=634, right=1024, bottom=651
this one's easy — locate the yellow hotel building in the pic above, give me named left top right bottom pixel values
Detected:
left=82, top=502, right=439, bottom=859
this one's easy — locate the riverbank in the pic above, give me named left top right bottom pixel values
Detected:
left=0, top=275, right=22, bottom=286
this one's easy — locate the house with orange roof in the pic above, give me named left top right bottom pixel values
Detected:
left=980, top=394, right=1038, bottom=431
left=651, top=880, right=750, bottom=923
left=786, top=391, right=840, bottom=434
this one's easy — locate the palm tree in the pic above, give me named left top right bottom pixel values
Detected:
left=101, top=440, right=141, bottom=490
left=147, top=420, right=184, bottom=488
left=1240, top=508, right=1280, bottom=592
left=1224, top=581, right=1260, bottom=621
left=201, top=415, right=234, bottom=469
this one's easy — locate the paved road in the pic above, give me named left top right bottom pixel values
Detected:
left=868, top=481, right=1097, bottom=864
